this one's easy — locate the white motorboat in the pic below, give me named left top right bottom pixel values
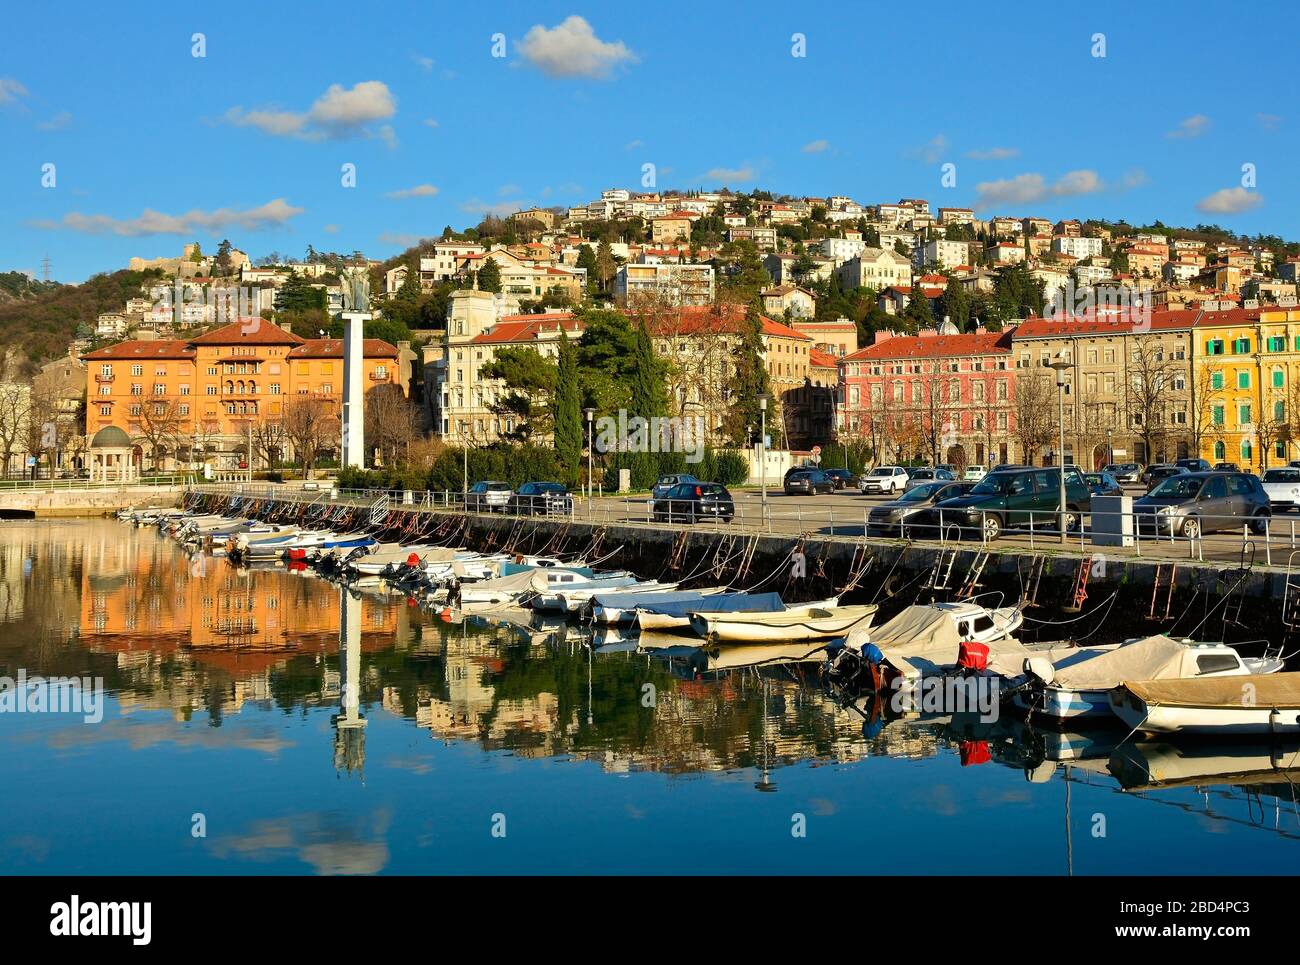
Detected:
left=689, top=603, right=878, bottom=643
left=1020, top=635, right=1286, bottom=721
left=1109, top=673, right=1300, bottom=735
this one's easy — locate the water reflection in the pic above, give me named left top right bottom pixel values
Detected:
left=1, top=519, right=1299, bottom=874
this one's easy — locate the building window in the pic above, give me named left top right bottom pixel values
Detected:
left=1214, top=440, right=1226, bottom=461
left=1212, top=404, right=1225, bottom=426
left=1211, top=372, right=1224, bottom=390
left=131, top=365, right=143, bottom=376
left=1274, top=370, right=1285, bottom=389
left=100, top=364, right=112, bottom=377
left=99, top=405, right=111, bottom=416
left=1237, top=371, right=1251, bottom=390
left=270, top=383, right=281, bottom=395
left=1239, top=404, right=1252, bottom=424
left=1206, top=339, right=1224, bottom=355
left=179, top=404, right=189, bottom=416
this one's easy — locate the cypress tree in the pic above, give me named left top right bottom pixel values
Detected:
left=551, top=329, right=583, bottom=484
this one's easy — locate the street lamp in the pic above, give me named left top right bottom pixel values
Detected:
left=1106, top=427, right=1113, bottom=467
left=757, top=393, right=769, bottom=509
left=584, top=406, right=595, bottom=518
left=1049, top=357, right=1071, bottom=544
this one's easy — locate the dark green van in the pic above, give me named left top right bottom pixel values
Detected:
left=933, top=466, right=1093, bottom=540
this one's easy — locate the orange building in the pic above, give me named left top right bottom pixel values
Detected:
left=83, top=319, right=402, bottom=470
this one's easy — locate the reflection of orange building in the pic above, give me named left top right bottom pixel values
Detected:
left=82, top=319, right=402, bottom=468
left=81, top=550, right=398, bottom=658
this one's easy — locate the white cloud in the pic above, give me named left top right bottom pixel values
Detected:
left=224, top=81, right=396, bottom=141
left=1167, top=114, right=1210, bottom=139
left=702, top=165, right=756, bottom=184
left=37, top=111, right=72, bottom=131
left=973, top=169, right=1105, bottom=209
left=414, top=55, right=434, bottom=72
left=965, top=146, right=1019, bottom=161
left=1120, top=168, right=1149, bottom=190
left=624, top=139, right=643, bottom=150
left=802, top=139, right=830, bottom=154
left=385, top=184, right=439, bottom=200
left=33, top=198, right=304, bottom=236
left=906, top=134, right=948, bottom=164
left=323, top=224, right=340, bottom=234
left=1196, top=186, right=1262, bottom=214
left=518, top=16, right=637, bottom=79
left=422, top=118, right=439, bottom=129
left=0, top=77, right=27, bottom=105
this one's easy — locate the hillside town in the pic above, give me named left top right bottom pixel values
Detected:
left=7, top=186, right=1300, bottom=481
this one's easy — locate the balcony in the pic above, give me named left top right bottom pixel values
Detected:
left=94, top=373, right=115, bottom=383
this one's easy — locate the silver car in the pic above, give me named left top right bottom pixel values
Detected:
left=1261, top=468, right=1300, bottom=511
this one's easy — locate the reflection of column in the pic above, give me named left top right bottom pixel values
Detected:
left=341, top=311, right=369, bottom=468
left=333, top=589, right=366, bottom=776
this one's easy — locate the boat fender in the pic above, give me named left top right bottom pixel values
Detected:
left=407, top=553, right=421, bottom=566
left=1025, top=760, right=1056, bottom=784
left=959, top=740, right=991, bottom=766
left=1024, top=656, right=1055, bottom=686
left=861, top=642, right=884, bottom=666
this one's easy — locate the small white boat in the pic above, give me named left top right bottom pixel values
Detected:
left=689, top=604, right=878, bottom=643
left=1109, top=673, right=1300, bottom=735
left=1021, top=635, right=1285, bottom=721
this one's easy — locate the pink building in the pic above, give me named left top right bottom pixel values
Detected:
left=838, top=328, right=1017, bottom=468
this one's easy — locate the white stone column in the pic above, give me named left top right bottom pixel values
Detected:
left=340, top=311, right=370, bottom=469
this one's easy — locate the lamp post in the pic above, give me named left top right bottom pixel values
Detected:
left=758, top=393, right=769, bottom=510
left=1106, top=427, right=1113, bottom=468
left=584, top=407, right=595, bottom=518
left=1049, top=358, right=1071, bottom=544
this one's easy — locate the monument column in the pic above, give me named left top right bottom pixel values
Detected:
left=339, top=266, right=370, bottom=469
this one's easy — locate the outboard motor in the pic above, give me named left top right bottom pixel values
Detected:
left=826, top=639, right=885, bottom=693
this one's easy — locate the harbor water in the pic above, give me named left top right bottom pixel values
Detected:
left=2, top=519, right=1299, bottom=875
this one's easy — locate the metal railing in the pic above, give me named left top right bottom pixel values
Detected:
left=182, top=482, right=1295, bottom=568
left=0, top=473, right=193, bottom=492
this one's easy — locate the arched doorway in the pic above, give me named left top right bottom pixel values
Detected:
left=1092, top=444, right=1108, bottom=470
left=945, top=444, right=968, bottom=471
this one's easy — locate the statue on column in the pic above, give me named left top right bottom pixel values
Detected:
left=341, top=265, right=371, bottom=314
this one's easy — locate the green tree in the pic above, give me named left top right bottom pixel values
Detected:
left=479, top=347, right=556, bottom=441
left=477, top=257, right=502, bottom=294
left=723, top=306, right=777, bottom=445
left=903, top=279, right=935, bottom=330
left=214, top=239, right=234, bottom=277
left=274, top=271, right=326, bottom=314
left=630, top=317, right=669, bottom=420
left=576, top=244, right=599, bottom=294
left=551, top=330, right=583, bottom=483
left=595, top=239, right=616, bottom=292
left=940, top=276, right=970, bottom=330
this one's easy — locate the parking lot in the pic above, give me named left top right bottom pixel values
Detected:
left=572, top=481, right=1300, bottom=568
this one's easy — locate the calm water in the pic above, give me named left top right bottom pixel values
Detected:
left=1, top=519, right=1298, bottom=875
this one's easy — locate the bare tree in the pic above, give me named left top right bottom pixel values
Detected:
left=22, top=386, right=60, bottom=479
left=1124, top=340, right=1178, bottom=465
left=0, top=383, right=29, bottom=477
left=134, top=397, right=186, bottom=472
left=1188, top=363, right=1223, bottom=465
left=364, top=383, right=416, bottom=467
left=282, top=395, right=339, bottom=480
left=251, top=413, right=288, bottom=469
left=1014, top=367, right=1055, bottom=465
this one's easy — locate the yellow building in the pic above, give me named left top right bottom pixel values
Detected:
left=1193, top=306, right=1300, bottom=468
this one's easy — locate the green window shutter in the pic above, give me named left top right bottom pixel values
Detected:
left=1237, top=371, right=1250, bottom=389
left=1276, top=400, right=1286, bottom=421
left=1240, top=405, right=1252, bottom=424
left=1275, top=370, right=1285, bottom=388
left=1211, top=372, right=1224, bottom=390
left=1212, top=405, right=1224, bottom=425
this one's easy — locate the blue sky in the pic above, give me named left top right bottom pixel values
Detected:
left=1, top=0, right=1296, bottom=282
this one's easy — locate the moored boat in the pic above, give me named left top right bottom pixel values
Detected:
left=1109, top=673, right=1300, bottom=735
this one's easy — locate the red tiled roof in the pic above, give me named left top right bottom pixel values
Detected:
left=288, top=338, right=399, bottom=359
left=842, top=330, right=1013, bottom=362
left=470, top=314, right=583, bottom=345
left=187, top=320, right=304, bottom=345
left=82, top=340, right=195, bottom=361
left=809, top=348, right=839, bottom=368
left=1013, top=305, right=1262, bottom=339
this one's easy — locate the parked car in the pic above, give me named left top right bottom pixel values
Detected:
left=782, top=464, right=819, bottom=481
left=931, top=466, right=1093, bottom=541
left=860, top=466, right=910, bottom=494
left=784, top=468, right=836, bottom=495
left=1175, top=457, right=1213, bottom=473
left=1134, top=471, right=1270, bottom=538
left=903, top=467, right=955, bottom=492
left=510, top=481, right=573, bottom=516
left=937, top=464, right=957, bottom=475
left=1260, top=467, right=1300, bottom=511
left=652, top=474, right=699, bottom=499
left=822, top=468, right=860, bottom=490
left=1103, top=462, right=1142, bottom=484
left=466, top=480, right=512, bottom=512
left=1084, top=471, right=1123, bottom=497
left=651, top=481, right=734, bottom=523
left=1213, top=462, right=1240, bottom=472
left=868, top=480, right=976, bottom=537
left=1142, top=464, right=1188, bottom=490
left=962, top=465, right=988, bottom=481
